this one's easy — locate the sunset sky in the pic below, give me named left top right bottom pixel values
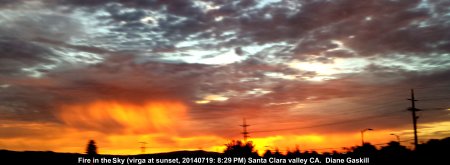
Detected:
left=0, top=0, right=449, bottom=155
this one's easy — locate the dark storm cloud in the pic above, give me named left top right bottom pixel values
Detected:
left=0, top=82, right=59, bottom=122
left=201, top=0, right=446, bottom=62
left=0, top=0, right=23, bottom=8
left=0, top=54, right=217, bottom=121
left=0, top=10, right=107, bottom=77
left=6, top=0, right=450, bottom=58
left=191, top=55, right=311, bottom=98
left=400, top=68, right=450, bottom=86
left=43, top=0, right=251, bottom=53
left=292, top=0, right=450, bottom=57
left=1, top=0, right=449, bottom=136
left=54, top=0, right=210, bottom=16
left=52, top=55, right=209, bottom=103
left=33, top=37, right=111, bottom=55
left=56, top=0, right=208, bottom=29
left=0, top=12, right=81, bottom=41
left=0, top=37, right=54, bottom=76
left=197, top=0, right=450, bottom=60
left=55, top=1, right=212, bottom=54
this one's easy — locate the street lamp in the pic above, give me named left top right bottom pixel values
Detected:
left=361, top=128, right=373, bottom=145
left=390, top=133, right=400, bottom=142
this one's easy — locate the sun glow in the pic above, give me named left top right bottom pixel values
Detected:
left=248, top=135, right=326, bottom=155
left=195, top=94, right=229, bottom=104
left=289, top=61, right=338, bottom=75
left=288, top=58, right=370, bottom=81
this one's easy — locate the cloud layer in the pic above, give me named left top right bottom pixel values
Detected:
left=0, top=0, right=449, bottom=153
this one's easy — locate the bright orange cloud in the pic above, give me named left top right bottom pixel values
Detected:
left=58, top=100, right=187, bottom=134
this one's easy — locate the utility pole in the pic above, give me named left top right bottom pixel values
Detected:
left=407, top=89, right=420, bottom=150
left=139, top=142, right=147, bottom=154
left=240, top=118, right=250, bottom=143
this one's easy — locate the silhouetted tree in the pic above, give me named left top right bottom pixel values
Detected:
left=263, top=150, right=273, bottom=158
left=86, top=140, right=97, bottom=155
left=303, top=150, right=310, bottom=156
left=380, top=141, right=409, bottom=154
left=223, top=140, right=258, bottom=157
left=351, top=143, right=377, bottom=156
left=292, top=146, right=301, bottom=156
left=331, top=150, right=339, bottom=156
left=349, top=143, right=379, bottom=163
left=273, top=148, right=283, bottom=158
left=286, top=147, right=301, bottom=158
left=379, top=141, right=410, bottom=164
left=2, top=136, right=449, bottom=165
left=286, top=150, right=294, bottom=158
left=415, top=137, right=450, bottom=164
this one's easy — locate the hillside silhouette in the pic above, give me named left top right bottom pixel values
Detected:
left=0, top=137, right=448, bottom=164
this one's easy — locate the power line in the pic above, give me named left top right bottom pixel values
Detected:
left=182, top=86, right=449, bottom=122
left=419, top=97, right=450, bottom=101
left=249, top=100, right=407, bottom=126
left=249, top=90, right=446, bottom=134
left=188, top=87, right=408, bottom=113
left=250, top=108, right=403, bottom=127
left=252, top=111, right=404, bottom=133
left=414, top=85, right=450, bottom=90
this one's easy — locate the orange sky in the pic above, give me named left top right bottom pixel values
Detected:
left=1, top=0, right=450, bottom=156
left=0, top=100, right=448, bottom=155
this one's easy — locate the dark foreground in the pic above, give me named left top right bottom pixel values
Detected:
left=0, top=137, right=448, bottom=164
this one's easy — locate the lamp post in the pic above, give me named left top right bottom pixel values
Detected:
left=390, top=133, right=400, bottom=142
left=361, top=128, right=373, bottom=145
